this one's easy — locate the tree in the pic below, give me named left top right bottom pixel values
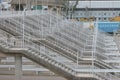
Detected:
left=59, top=0, right=79, bottom=18
left=60, top=0, right=69, bottom=16
left=69, top=0, right=79, bottom=18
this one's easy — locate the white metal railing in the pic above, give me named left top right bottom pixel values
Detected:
left=0, top=10, right=50, bottom=17
left=0, top=36, right=118, bottom=80
left=0, top=35, right=76, bottom=75
left=0, top=10, right=119, bottom=79
left=0, top=10, right=114, bottom=59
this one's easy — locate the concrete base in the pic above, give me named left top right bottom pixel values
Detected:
left=15, top=54, right=22, bottom=80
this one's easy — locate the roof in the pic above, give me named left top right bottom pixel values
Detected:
left=76, top=1, right=120, bottom=8
left=70, top=0, right=120, bottom=1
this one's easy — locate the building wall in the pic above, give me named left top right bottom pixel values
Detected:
left=10, top=0, right=62, bottom=10
left=10, top=0, right=62, bottom=6
left=73, top=10, right=120, bottom=21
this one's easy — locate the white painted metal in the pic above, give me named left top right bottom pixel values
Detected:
left=0, top=10, right=120, bottom=80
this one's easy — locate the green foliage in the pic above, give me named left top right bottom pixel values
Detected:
left=59, top=0, right=79, bottom=18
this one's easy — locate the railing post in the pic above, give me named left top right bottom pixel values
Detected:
left=22, top=10, right=25, bottom=48
left=91, top=22, right=98, bottom=75
left=77, top=51, right=79, bottom=68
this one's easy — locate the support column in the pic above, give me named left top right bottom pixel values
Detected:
left=26, top=0, right=31, bottom=10
left=15, top=54, right=22, bottom=80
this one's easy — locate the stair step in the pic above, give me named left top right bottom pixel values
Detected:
left=1, top=44, right=8, bottom=48
left=34, top=53, right=39, bottom=56
left=44, top=58, right=48, bottom=61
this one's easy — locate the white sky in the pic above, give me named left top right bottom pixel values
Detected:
left=1, top=2, right=11, bottom=9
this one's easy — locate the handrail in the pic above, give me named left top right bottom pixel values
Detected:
left=0, top=10, right=119, bottom=79
left=0, top=34, right=77, bottom=74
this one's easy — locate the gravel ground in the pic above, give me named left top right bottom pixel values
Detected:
left=0, top=75, right=66, bottom=80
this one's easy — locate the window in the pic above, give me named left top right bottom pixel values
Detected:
left=80, top=13, right=82, bottom=15
left=109, top=13, right=111, bottom=16
left=119, top=13, right=120, bottom=16
left=89, top=13, right=92, bottom=15
left=104, top=13, right=106, bottom=15
left=94, top=13, right=97, bottom=16
left=113, top=13, right=115, bottom=15
left=104, top=18, right=106, bottom=20
left=99, top=18, right=101, bottom=20
left=99, top=13, right=101, bottom=15
left=94, top=17, right=96, bottom=21
left=75, top=13, right=78, bottom=15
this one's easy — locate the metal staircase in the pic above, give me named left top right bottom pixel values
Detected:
left=0, top=30, right=107, bottom=80
left=0, top=15, right=112, bottom=69
left=0, top=10, right=120, bottom=80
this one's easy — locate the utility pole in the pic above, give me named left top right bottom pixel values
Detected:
left=19, top=0, right=20, bottom=11
left=26, top=0, right=31, bottom=10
